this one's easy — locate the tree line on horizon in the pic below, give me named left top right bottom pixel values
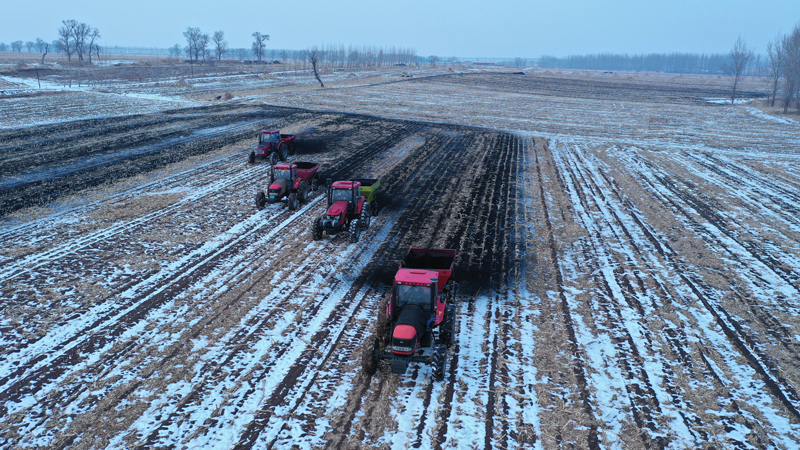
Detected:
left=537, top=52, right=762, bottom=76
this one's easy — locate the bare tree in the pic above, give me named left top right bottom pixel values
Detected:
left=722, top=35, right=753, bottom=104
left=782, top=24, right=800, bottom=114
left=428, top=55, right=439, bottom=67
left=212, top=30, right=228, bottom=61
left=58, top=20, right=77, bottom=61
left=87, top=28, right=100, bottom=63
left=71, top=22, right=91, bottom=61
left=40, top=41, right=49, bottom=64
left=25, top=41, right=34, bottom=52
left=168, top=44, right=182, bottom=59
left=11, top=41, right=23, bottom=52
left=305, top=47, right=325, bottom=87
left=514, top=57, right=527, bottom=69
left=252, top=32, right=269, bottom=63
left=197, top=33, right=209, bottom=60
left=764, top=35, right=785, bottom=107
left=183, top=27, right=201, bottom=62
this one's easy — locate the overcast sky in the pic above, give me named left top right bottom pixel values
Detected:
left=2, top=0, right=799, bottom=58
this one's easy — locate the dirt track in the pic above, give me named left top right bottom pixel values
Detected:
left=1, top=72, right=800, bottom=449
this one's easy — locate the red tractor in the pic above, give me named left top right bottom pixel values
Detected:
left=255, top=162, right=321, bottom=210
left=249, top=130, right=296, bottom=165
left=362, top=248, right=457, bottom=381
left=311, top=180, right=374, bottom=243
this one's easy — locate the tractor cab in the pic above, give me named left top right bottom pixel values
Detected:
left=258, top=130, right=280, bottom=148
left=267, top=163, right=298, bottom=201
left=327, top=180, right=362, bottom=213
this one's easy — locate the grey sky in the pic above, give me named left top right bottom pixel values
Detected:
left=2, top=0, right=799, bottom=58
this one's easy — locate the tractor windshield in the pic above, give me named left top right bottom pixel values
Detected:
left=330, top=188, right=352, bottom=203
left=260, top=133, right=278, bottom=144
left=396, top=284, right=431, bottom=310
left=274, top=169, right=290, bottom=179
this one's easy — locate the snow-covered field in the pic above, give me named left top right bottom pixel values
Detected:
left=1, top=68, right=799, bottom=449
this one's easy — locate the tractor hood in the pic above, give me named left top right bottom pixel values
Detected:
left=270, top=177, right=289, bottom=193
left=326, top=200, right=349, bottom=217
left=394, top=305, right=427, bottom=341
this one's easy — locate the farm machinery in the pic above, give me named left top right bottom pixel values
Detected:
left=255, top=162, right=321, bottom=210
left=362, top=248, right=457, bottom=381
left=249, top=130, right=296, bottom=165
left=311, top=178, right=380, bottom=243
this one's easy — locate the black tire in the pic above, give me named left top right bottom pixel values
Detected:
left=441, top=305, right=456, bottom=347
left=280, top=144, right=289, bottom=161
left=362, top=336, right=380, bottom=376
left=289, top=143, right=296, bottom=156
left=255, top=191, right=266, bottom=210
left=311, top=177, right=319, bottom=192
left=362, top=202, right=371, bottom=229
left=431, top=344, right=446, bottom=381
left=298, top=181, right=310, bottom=203
left=372, top=198, right=379, bottom=216
left=248, top=151, right=255, bottom=164
left=376, top=296, right=391, bottom=346
left=312, top=218, right=323, bottom=240
left=349, top=219, right=361, bottom=243
left=269, top=152, right=278, bottom=166
left=288, top=192, right=299, bottom=211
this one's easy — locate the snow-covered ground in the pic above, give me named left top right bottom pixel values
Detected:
left=2, top=69, right=799, bottom=449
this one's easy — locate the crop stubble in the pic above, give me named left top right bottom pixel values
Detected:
left=2, top=72, right=800, bottom=449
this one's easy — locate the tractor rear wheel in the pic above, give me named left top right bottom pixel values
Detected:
left=312, top=218, right=323, bottom=240
left=289, top=143, right=296, bottom=156
left=431, top=344, right=446, bottom=381
left=255, top=191, right=266, bottom=210
left=288, top=193, right=299, bottom=211
left=298, top=181, right=310, bottom=203
left=248, top=151, right=255, bottom=164
left=362, top=336, right=380, bottom=376
left=269, top=152, right=278, bottom=166
left=349, top=219, right=361, bottom=243
left=372, top=198, right=379, bottom=216
left=376, top=296, right=390, bottom=346
left=280, top=144, right=289, bottom=161
left=441, top=305, right=456, bottom=347
left=311, top=177, right=319, bottom=192
left=362, top=203, right=372, bottom=229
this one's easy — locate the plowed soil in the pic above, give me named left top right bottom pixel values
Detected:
left=1, top=71, right=799, bottom=449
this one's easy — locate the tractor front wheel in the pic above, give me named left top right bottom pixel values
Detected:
left=288, top=193, right=299, bottom=211
left=312, top=218, right=323, bottom=240
left=248, top=151, right=255, bottom=164
left=255, top=191, right=266, bottom=210
left=362, top=336, right=380, bottom=376
left=431, top=344, right=447, bottom=381
left=349, top=219, right=361, bottom=243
